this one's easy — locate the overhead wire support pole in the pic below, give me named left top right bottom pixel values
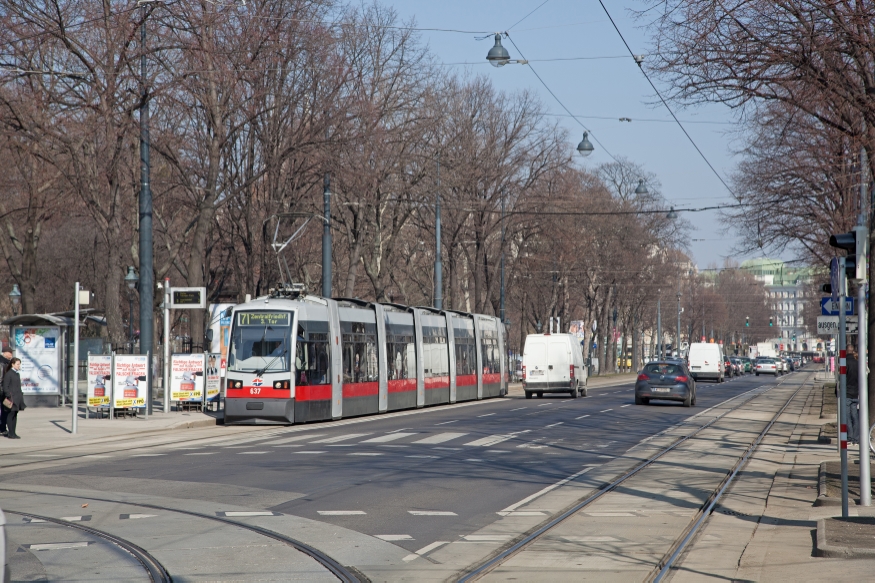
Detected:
left=138, top=0, right=155, bottom=415
left=839, top=257, right=849, bottom=517
left=322, top=173, right=331, bottom=298
left=435, top=155, right=442, bottom=310
left=859, top=146, right=870, bottom=506
left=500, top=191, right=505, bottom=324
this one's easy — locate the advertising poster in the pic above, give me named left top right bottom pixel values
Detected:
left=171, top=354, right=204, bottom=402
left=113, top=355, right=148, bottom=409
left=209, top=303, right=235, bottom=377
left=87, top=355, right=112, bottom=408
left=14, top=326, right=60, bottom=395
left=205, top=353, right=221, bottom=403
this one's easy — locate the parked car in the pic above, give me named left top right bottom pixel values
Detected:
left=522, top=333, right=587, bottom=399
left=724, top=357, right=736, bottom=377
left=741, top=357, right=753, bottom=373
left=755, top=357, right=779, bottom=376
left=635, top=360, right=696, bottom=407
left=688, top=342, right=724, bottom=383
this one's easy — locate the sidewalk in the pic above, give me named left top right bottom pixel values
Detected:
left=0, top=401, right=221, bottom=454
left=673, top=374, right=875, bottom=580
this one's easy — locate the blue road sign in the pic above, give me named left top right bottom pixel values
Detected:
left=821, top=296, right=855, bottom=316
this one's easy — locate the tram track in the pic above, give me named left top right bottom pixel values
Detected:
left=457, top=372, right=809, bottom=582
left=4, top=509, right=171, bottom=582
left=1, top=490, right=360, bottom=582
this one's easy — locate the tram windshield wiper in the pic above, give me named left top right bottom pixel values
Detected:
left=255, top=348, right=288, bottom=377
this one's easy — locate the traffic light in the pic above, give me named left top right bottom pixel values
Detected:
left=830, top=226, right=868, bottom=281
left=745, top=316, right=749, bottom=327
left=769, top=316, right=773, bottom=327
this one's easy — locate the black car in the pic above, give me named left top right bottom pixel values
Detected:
left=635, top=361, right=696, bottom=407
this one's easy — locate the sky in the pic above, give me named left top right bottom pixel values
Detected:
left=384, top=0, right=779, bottom=269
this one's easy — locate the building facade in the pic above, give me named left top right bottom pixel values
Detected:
left=741, top=258, right=815, bottom=351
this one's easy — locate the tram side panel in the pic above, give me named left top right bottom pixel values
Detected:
left=452, top=314, right=478, bottom=402
left=293, top=307, right=333, bottom=423
left=338, top=304, right=380, bottom=417
left=385, top=308, right=417, bottom=411
left=421, top=313, right=450, bottom=406
left=479, top=316, right=502, bottom=398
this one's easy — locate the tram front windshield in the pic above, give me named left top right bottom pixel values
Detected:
left=228, top=311, right=293, bottom=373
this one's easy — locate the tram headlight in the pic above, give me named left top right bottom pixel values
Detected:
left=231, top=380, right=243, bottom=388
left=273, top=381, right=289, bottom=389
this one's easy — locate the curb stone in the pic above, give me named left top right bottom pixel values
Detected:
left=815, top=461, right=840, bottom=507
left=816, top=518, right=875, bottom=558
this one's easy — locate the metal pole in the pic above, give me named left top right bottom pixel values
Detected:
left=138, top=0, right=154, bottom=413
left=839, top=257, right=849, bottom=517
left=129, top=292, right=134, bottom=349
left=676, top=292, right=681, bottom=358
left=657, top=296, right=662, bottom=360
left=500, top=192, right=505, bottom=324
left=163, top=278, right=170, bottom=414
left=434, top=156, right=442, bottom=310
left=859, top=280, right=870, bottom=505
left=72, top=282, right=80, bottom=434
left=322, top=173, right=331, bottom=298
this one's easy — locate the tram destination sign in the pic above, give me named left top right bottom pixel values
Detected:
left=237, top=312, right=291, bottom=327
left=170, top=287, right=206, bottom=309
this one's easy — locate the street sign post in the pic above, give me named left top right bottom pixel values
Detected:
left=821, top=296, right=855, bottom=315
left=817, top=315, right=859, bottom=335
left=830, top=257, right=840, bottom=301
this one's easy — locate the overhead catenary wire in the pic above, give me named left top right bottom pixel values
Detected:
left=593, top=0, right=738, bottom=198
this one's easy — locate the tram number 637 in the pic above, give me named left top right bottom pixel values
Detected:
left=250, top=388, right=261, bottom=395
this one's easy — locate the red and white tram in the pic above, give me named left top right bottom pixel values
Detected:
left=225, top=285, right=508, bottom=424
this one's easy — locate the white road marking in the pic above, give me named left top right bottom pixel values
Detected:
left=501, top=466, right=594, bottom=512
left=294, top=451, right=327, bottom=454
left=219, top=511, right=279, bottom=517
left=376, top=534, right=413, bottom=541
left=26, top=542, right=90, bottom=551
left=238, top=451, right=269, bottom=455
left=407, top=455, right=441, bottom=459
left=120, top=514, right=156, bottom=520
left=477, top=413, right=495, bottom=417
left=465, top=459, right=484, bottom=462
left=537, top=403, right=553, bottom=407
left=599, top=409, right=613, bottom=413
left=131, top=454, right=165, bottom=457
left=185, top=452, right=217, bottom=456
left=586, top=512, right=636, bottom=517
left=412, top=432, right=468, bottom=445
left=496, top=511, right=547, bottom=516
left=311, top=433, right=372, bottom=444
left=349, top=452, right=383, bottom=456
left=486, top=450, right=511, bottom=453
left=388, top=427, right=412, bottom=433
left=82, top=455, right=112, bottom=458
left=271, top=434, right=326, bottom=445
left=25, top=454, right=59, bottom=457
left=462, top=535, right=512, bottom=541
left=22, top=518, right=46, bottom=523
left=510, top=407, right=527, bottom=411
left=317, top=511, right=366, bottom=515
left=575, top=415, right=590, bottom=419
left=435, top=420, right=458, bottom=425
left=598, top=455, right=613, bottom=458
left=404, top=540, right=450, bottom=560
left=378, top=445, right=409, bottom=448
left=61, top=516, right=90, bottom=522
left=464, top=429, right=531, bottom=447
left=274, top=445, right=305, bottom=448
left=409, top=511, right=457, bottom=516
left=432, top=447, right=461, bottom=450
left=327, top=444, right=356, bottom=447
left=545, top=422, right=563, bottom=428
left=563, top=535, right=621, bottom=542
left=620, top=404, right=631, bottom=408
left=361, top=433, right=417, bottom=443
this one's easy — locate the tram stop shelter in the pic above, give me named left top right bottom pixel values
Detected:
left=2, top=310, right=105, bottom=408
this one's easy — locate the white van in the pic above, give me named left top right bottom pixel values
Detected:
left=522, top=333, right=587, bottom=398
left=688, top=342, right=724, bottom=383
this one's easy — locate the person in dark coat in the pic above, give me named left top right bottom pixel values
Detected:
left=0, top=349, right=12, bottom=436
left=2, top=358, right=24, bottom=439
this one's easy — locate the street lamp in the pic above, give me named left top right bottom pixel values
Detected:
left=676, top=292, right=682, bottom=357
left=635, top=179, right=648, bottom=196
left=576, top=132, right=594, bottom=157
left=486, top=34, right=511, bottom=67
left=125, top=266, right=139, bottom=350
left=666, top=207, right=678, bottom=220
left=8, top=284, right=21, bottom=316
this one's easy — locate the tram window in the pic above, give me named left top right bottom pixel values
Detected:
left=386, top=319, right=415, bottom=380
left=341, top=321, right=378, bottom=384
left=453, top=319, right=476, bottom=376
left=295, top=321, right=330, bottom=386
left=423, top=325, right=449, bottom=377
left=228, top=314, right=292, bottom=373
left=480, top=324, right=499, bottom=374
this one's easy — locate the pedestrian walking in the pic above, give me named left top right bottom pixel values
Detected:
left=846, top=344, right=860, bottom=444
left=1, top=357, right=25, bottom=439
left=0, top=349, right=12, bottom=436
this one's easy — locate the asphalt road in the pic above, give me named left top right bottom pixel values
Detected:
left=6, top=371, right=781, bottom=563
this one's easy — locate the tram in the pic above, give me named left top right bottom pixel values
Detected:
left=225, top=284, right=508, bottom=424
